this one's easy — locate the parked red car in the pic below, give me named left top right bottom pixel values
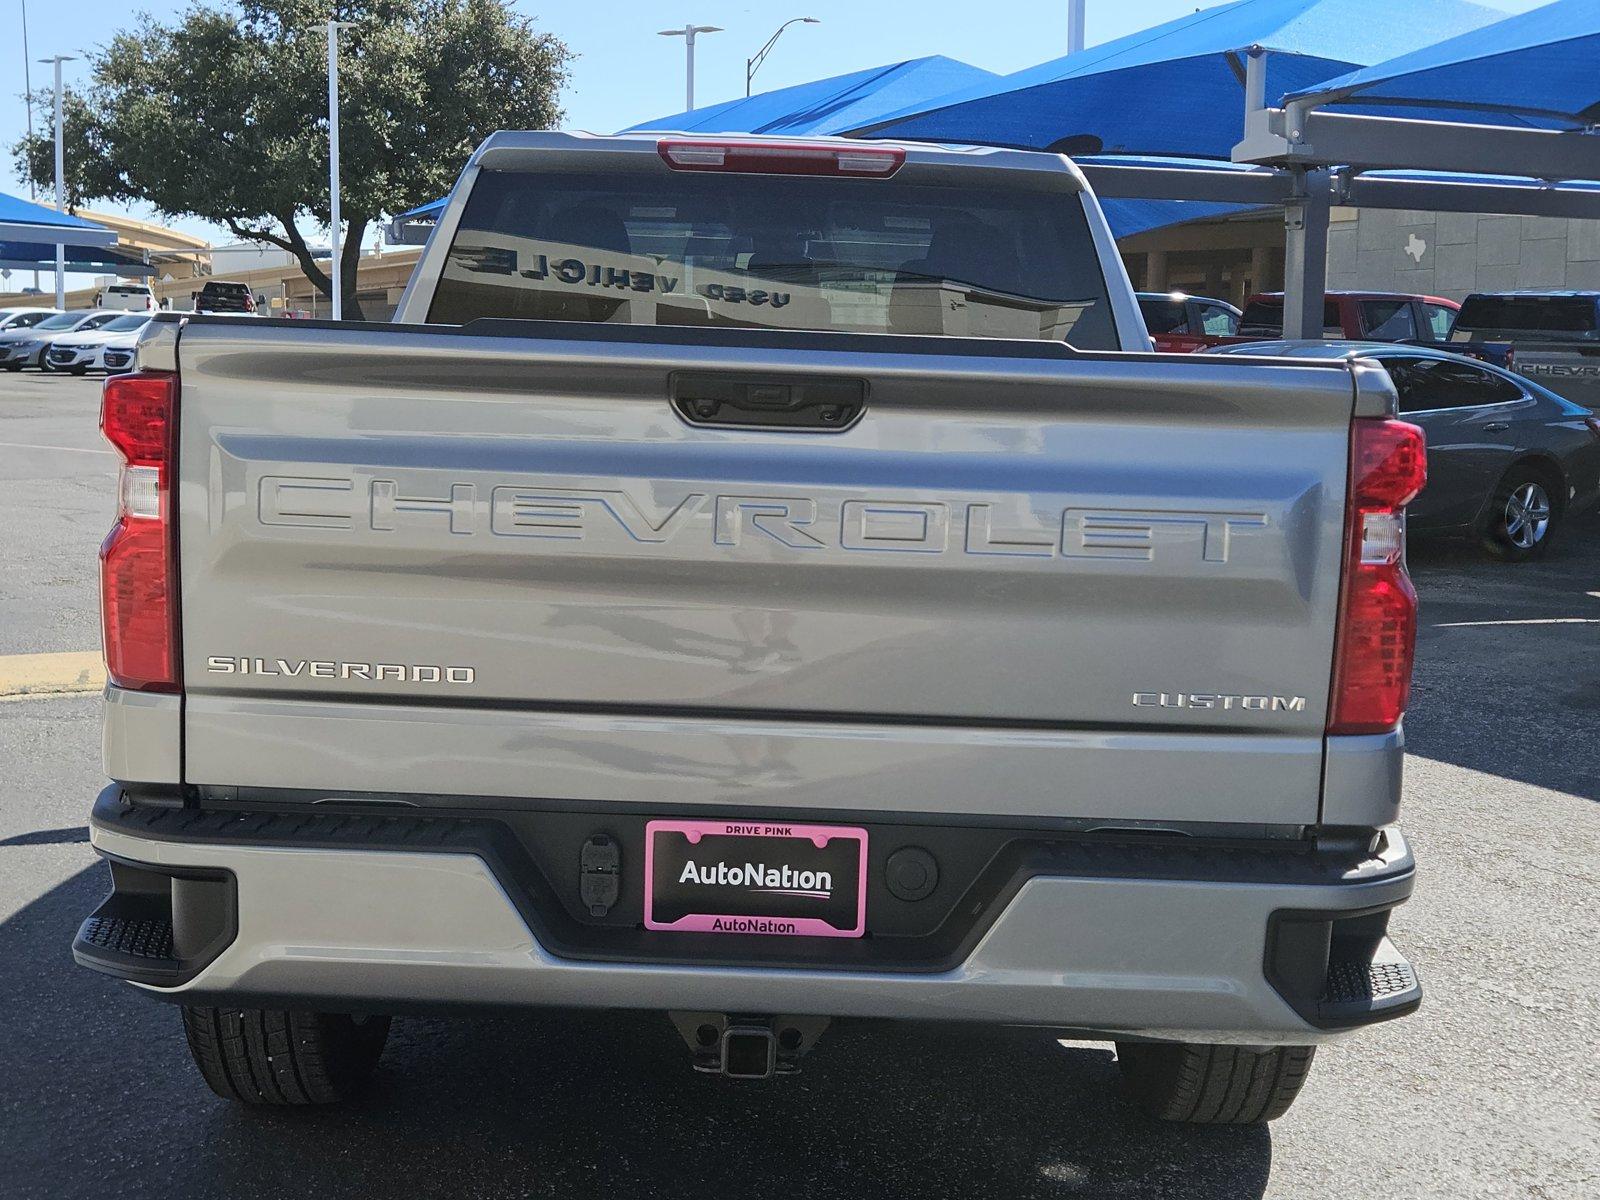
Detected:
left=1142, top=290, right=1460, bottom=352
left=1234, top=291, right=1459, bottom=346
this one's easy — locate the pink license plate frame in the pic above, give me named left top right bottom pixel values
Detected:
left=643, top=819, right=869, bottom=938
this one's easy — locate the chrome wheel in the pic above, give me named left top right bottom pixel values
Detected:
left=1504, top=482, right=1551, bottom=550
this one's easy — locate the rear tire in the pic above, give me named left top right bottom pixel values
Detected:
left=1115, top=1041, right=1316, bottom=1124
left=1481, top=464, right=1562, bottom=561
left=181, top=1006, right=391, bottom=1105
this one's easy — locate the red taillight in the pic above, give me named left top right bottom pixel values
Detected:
left=100, top=371, right=180, bottom=692
left=1328, top=418, right=1426, bottom=735
left=657, top=138, right=906, bottom=177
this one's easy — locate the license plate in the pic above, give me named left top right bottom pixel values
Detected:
left=644, top=819, right=867, bottom=938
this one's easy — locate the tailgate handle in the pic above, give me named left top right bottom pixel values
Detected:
left=671, top=372, right=866, bottom=431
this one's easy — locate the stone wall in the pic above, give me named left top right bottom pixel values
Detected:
left=1326, top=209, right=1600, bottom=300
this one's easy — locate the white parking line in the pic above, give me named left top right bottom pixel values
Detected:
left=0, top=441, right=113, bottom=456
left=1434, top=618, right=1600, bottom=628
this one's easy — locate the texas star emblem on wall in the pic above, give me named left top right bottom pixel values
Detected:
left=1405, top=232, right=1428, bottom=263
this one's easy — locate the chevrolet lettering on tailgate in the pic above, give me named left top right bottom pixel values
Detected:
left=257, top=474, right=1270, bottom=564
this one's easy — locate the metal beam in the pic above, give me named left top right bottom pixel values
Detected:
left=1077, top=159, right=1293, bottom=204
left=1076, top=160, right=1600, bottom=222
left=1345, top=175, right=1600, bottom=220
left=0, top=220, right=117, bottom=248
left=1234, top=106, right=1600, bottom=181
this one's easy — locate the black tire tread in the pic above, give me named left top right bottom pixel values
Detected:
left=181, top=1005, right=389, bottom=1105
left=1116, top=1041, right=1315, bottom=1124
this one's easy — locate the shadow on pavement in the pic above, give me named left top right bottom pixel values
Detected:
left=0, top=826, right=89, bottom=847
left=1, top=865, right=1272, bottom=1200
left=1404, top=513, right=1600, bottom=802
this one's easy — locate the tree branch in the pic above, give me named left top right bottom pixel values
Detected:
left=223, top=214, right=333, bottom=299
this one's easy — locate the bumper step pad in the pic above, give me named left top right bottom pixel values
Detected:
left=72, top=858, right=236, bottom=988
left=79, top=913, right=176, bottom=962
left=1318, top=937, right=1421, bottom=1024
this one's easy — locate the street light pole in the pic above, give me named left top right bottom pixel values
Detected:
left=39, top=53, right=75, bottom=310
left=327, top=19, right=354, bottom=320
left=1068, top=0, right=1086, bottom=53
left=657, top=24, right=722, bottom=111
left=746, top=17, right=820, bottom=97
left=21, top=0, right=40, bottom=291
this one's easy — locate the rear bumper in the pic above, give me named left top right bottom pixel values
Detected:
left=79, top=788, right=1419, bottom=1044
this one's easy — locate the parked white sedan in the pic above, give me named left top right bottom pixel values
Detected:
left=84, top=312, right=153, bottom=375
left=43, top=313, right=152, bottom=375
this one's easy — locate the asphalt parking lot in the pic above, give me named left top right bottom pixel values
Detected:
left=1, top=370, right=1596, bottom=1199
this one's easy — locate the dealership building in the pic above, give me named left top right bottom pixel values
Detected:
left=1121, top=207, right=1600, bottom=308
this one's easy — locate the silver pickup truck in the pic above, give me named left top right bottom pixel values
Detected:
left=78, top=131, right=1426, bottom=1125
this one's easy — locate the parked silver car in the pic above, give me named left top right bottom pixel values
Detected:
left=1211, top=340, right=1600, bottom=560
left=0, top=305, right=61, bottom=333
left=0, top=309, right=122, bottom=370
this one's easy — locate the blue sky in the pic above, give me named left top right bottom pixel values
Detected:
left=3, top=0, right=1544, bottom=253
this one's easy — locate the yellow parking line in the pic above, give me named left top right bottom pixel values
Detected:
left=0, top=652, right=106, bottom=700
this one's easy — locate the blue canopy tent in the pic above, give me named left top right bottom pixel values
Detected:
left=1219, top=0, right=1600, bottom=337
left=849, top=0, right=1509, bottom=157
left=0, top=241, right=156, bottom=278
left=1100, top=198, right=1267, bottom=240
left=624, top=55, right=996, bottom=136
left=1285, top=0, right=1600, bottom=127
left=387, top=196, right=445, bottom=245
left=0, top=191, right=116, bottom=248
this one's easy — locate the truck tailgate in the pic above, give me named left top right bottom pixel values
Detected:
left=173, top=320, right=1366, bottom=826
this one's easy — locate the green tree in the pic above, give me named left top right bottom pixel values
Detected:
left=13, top=1, right=571, bottom=318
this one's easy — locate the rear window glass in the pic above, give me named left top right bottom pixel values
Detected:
left=1384, top=357, right=1525, bottom=412
left=1138, top=298, right=1188, bottom=334
left=1453, top=295, right=1598, bottom=336
left=427, top=169, right=1119, bottom=349
left=1239, top=299, right=1342, bottom=338
left=1197, top=303, right=1238, bottom=336
left=1361, top=300, right=1415, bottom=340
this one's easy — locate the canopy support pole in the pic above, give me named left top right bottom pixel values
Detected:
left=1243, top=47, right=1267, bottom=116
left=1281, top=168, right=1330, bottom=340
